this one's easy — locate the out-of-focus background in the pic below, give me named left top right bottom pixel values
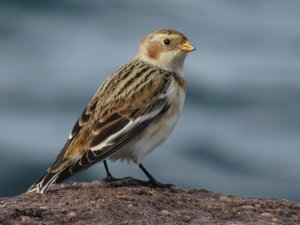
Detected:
left=1, top=0, right=300, bottom=201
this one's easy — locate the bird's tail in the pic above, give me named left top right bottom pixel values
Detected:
left=27, top=170, right=60, bottom=194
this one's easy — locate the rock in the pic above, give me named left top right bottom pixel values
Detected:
left=241, top=205, right=255, bottom=210
left=220, top=195, right=232, bottom=203
left=0, top=181, right=299, bottom=225
left=20, top=216, right=31, bottom=223
left=261, top=212, right=273, bottom=218
left=67, top=211, right=77, bottom=217
left=160, top=210, right=172, bottom=216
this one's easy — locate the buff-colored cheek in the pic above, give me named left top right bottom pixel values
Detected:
left=147, top=43, right=163, bottom=59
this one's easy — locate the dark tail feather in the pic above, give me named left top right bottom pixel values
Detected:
left=27, top=152, right=101, bottom=193
left=27, top=171, right=60, bottom=194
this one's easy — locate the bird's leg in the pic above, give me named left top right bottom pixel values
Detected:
left=102, top=160, right=132, bottom=182
left=137, top=163, right=174, bottom=188
left=112, top=163, right=174, bottom=188
left=102, top=160, right=118, bottom=182
left=102, top=161, right=173, bottom=188
left=138, top=163, right=156, bottom=181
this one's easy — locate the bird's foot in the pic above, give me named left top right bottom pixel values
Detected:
left=106, top=177, right=174, bottom=188
left=103, top=175, right=174, bottom=188
left=102, top=176, right=133, bottom=183
left=146, top=179, right=175, bottom=188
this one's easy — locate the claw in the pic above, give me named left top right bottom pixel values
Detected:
left=147, top=179, right=174, bottom=188
left=104, top=177, right=174, bottom=188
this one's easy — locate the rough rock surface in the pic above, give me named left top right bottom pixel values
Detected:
left=0, top=181, right=299, bottom=225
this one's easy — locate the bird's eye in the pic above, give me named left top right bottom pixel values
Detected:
left=163, top=39, right=171, bottom=45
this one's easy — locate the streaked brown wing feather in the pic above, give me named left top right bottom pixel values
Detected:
left=49, top=59, right=173, bottom=173
left=56, top=116, right=153, bottom=182
left=56, top=97, right=170, bottom=182
left=50, top=100, right=98, bottom=170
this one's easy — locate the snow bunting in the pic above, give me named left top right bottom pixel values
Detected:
left=27, top=29, right=195, bottom=193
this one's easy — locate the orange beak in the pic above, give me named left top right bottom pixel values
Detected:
left=180, top=40, right=196, bottom=52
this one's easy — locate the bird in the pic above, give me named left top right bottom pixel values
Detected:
left=27, top=29, right=195, bottom=193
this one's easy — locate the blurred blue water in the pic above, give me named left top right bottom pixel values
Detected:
left=1, top=0, right=300, bottom=202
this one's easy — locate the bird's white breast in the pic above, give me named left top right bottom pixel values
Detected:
left=109, top=75, right=186, bottom=164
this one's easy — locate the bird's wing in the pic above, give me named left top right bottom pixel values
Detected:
left=49, top=60, right=174, bottom=179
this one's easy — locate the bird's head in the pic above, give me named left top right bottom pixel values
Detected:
left=136, top=29, right=195, bottom=73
